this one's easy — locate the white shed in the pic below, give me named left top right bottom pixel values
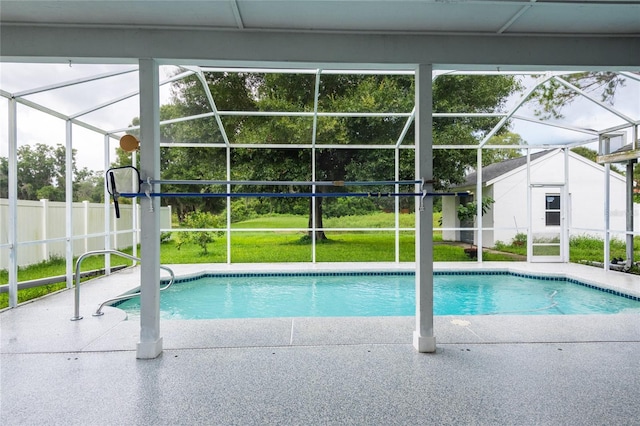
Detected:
left=442, top=149, right=639, bottom=258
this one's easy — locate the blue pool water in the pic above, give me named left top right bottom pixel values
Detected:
left=115, top=272, right=640, bottom=320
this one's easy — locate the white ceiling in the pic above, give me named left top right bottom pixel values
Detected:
left=1, top=0, right=639, bottom=36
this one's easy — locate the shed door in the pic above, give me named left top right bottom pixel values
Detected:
left=529, top=185, right=565, bottom=262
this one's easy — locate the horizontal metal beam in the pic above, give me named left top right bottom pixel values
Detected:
left=599, top=122, right=639, bottom=134
left=158, top=143, right=414, bottom=149
left=14, top=96, right=113, bottom=136
left=0, top=265, right=128, bottom=294
left=597, top=149, right=640, bottom=164
left=13, top=68, right=137, bottom=98
left=434, top=113, right=507, bottom=117
left=512, top=115, right=600, bottom=135
left=2, top=25, right=639, bottom=70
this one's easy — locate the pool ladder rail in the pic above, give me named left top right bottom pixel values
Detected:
left=70, top=249, right=175, bottom=321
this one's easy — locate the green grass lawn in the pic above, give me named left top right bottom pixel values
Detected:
left=231, top=212, right=418, bottom=229
left=166, top=213, right=432, bottom=263
left=161, top=231, right=411, bottom=263
left=230, top=215, right=307, bottom=229
left=0, top=253, right=134, bottom=308
left=569, top=235, right=639, bottom=263
left=495, top=234, right=639, bottom=264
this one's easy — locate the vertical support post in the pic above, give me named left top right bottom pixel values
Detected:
left=137, top=58, right=163, bottom=359
left=226, top=145, right=231, bottom=264
left=83, top=200, right=90, bottom=253
left=132, top=151, right=139, bottom=258
left=626, top=160, right=635, bottom=266
left=310, top=69, right=321, bottom=264
left=604, top=150, right=611, bottom=271
left=65, top=120, right=74, bottom=289
left=8, top=98, right=18, bottom=307
left=112, top=210, right=119, bottom=250
left=476, top=147, right=483, bottom=262
left=311, top=145, right=317, bottom=263
left=41, top=199, right=49, bottom=261
left=526, top=148, right=532, bottom=262
left=563, top=148, right=570, bottom=262
left=626, top=124, right=637, bottom=267
left=413, top=64, right=436, bottom=353
left=103, top=134, right=111, bottom=274
left=394, top=148, right=400, bottom=263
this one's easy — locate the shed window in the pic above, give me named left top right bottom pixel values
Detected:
left=545, top=194, right=560, bottom=226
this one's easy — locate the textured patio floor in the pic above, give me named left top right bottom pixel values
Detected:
left=1, top=262, right=639, bottom=425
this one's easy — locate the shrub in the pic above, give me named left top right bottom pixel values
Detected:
left=228, top=199, right=258, bottom=223
left=175, top=211, right=223, bottom=254
left=456, top=196, right=495, bottom=223
left=512, top=233, right=527, bottom=246
left=323, top=197, right=378, bottom=218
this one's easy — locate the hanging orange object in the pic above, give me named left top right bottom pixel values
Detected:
left=119, top=134, right=139, bottom=152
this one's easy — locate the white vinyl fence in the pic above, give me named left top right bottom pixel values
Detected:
left=0, top=199, right=171, bottom=269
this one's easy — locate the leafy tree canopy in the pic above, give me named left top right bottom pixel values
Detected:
left=482, top=132, right=527, bottom=167
left=0, top=143, right=103, bottom=202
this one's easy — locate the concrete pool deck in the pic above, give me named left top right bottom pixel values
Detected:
left=2, top=262, right=639, bottom=425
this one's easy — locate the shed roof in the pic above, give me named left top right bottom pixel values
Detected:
left=456, top=150, right=552, bottom=188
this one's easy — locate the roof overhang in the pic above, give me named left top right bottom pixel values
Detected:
left=2, top=25, right=639, bottom=71
left=2, top=0, right=640, bottom=70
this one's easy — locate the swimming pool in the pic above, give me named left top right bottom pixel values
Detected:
left=115, top=271, right=640, bottom=319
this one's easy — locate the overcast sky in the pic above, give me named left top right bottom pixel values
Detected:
left=1, top=63, right=638, bottom=171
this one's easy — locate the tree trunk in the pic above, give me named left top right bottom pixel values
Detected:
left=307, top=187, right=327, bottom=240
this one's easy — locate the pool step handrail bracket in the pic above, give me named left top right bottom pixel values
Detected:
left=70, top=249, right=174, bottom=321
left=92, top=264, right=175, bottom=317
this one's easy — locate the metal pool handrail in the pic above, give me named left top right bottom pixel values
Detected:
left=92, top=264, right=175, bottom=317
left=70, top=249, right=174, bottom=321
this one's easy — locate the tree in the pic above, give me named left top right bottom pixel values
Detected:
left=482, top=132, right=526, bottom=166
left=0, top=143, right=103, bottom=202
left=432, top=75, right=521, bottom=188
left=16, top=143, right=57, bottom=200
left=457, top=195, right=495, bottom=252
left=235, top=73, right=417, bottom=239
left=74, top=169, right=104, bottom=202
left=571, top=146, right=598, bottom=162
left=239, top=73, right=520, bottom=238
left=147, top=72, right=522, bottom=238
left=118, top=72, right=261, bottom=221
left=174, top=210, right=223, bottom=254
